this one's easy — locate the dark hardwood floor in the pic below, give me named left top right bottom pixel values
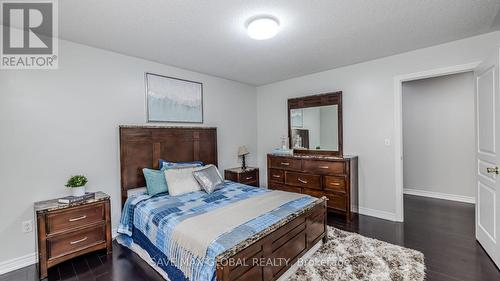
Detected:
left=2, top=195, right=499, bottom=281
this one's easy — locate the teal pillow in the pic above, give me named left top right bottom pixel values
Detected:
left=143, top=168, right=168, bottom=196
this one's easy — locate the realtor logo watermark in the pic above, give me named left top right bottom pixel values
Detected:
left=1, top=0, right=58, bottom=69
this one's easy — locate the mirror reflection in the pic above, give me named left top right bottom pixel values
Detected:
left=290, top=105, right=338, bottom=151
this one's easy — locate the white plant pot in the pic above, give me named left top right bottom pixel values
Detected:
left=72, top=186, right=86, bottom=197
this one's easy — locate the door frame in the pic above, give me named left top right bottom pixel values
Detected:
left=393, top=62, right=481, bottom=222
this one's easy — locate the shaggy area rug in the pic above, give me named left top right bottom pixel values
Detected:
left=288, top=227, right=425, bottom=281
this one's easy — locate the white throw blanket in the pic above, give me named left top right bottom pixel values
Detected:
left=169, top=190, right=307, bottom=278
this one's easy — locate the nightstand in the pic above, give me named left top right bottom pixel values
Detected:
left=34, top=191, right=112, bottom=279
left=224, top=167, right=260, bottom=187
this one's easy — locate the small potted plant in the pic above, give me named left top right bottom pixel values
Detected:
left=65, top=175, right=88, bottom=197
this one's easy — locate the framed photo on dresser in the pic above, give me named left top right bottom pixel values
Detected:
left=145, top=73, right=203, bottom=123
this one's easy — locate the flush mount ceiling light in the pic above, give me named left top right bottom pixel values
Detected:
left=246, top=16, right=280, bottom=40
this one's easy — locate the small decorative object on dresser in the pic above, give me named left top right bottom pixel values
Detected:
left=34, top=191, right=112, bottom=279
left=237, top=145, right=249, bottom=169
left=65, top=175, right=88, bottom=197
left=224, top=167, right=259, bottom=187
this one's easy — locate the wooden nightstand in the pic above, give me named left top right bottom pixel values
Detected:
left=34, top=191, right=112, bottom=279
left=224, top=167, right=260, bottom=187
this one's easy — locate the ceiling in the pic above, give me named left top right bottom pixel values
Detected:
left=59, top=0, right=500, bottom=85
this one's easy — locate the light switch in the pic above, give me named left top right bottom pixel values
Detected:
left=384, top=138, right=391, bottom=146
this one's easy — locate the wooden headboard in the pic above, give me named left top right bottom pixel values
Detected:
left=119, top=125, right=218, bottom=206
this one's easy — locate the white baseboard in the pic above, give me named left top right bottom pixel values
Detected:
left=404, top=188, right=475, bottom=204
left=352, top=205, right=398, bottom=221
left=0, top=253, right=37, bottom=275
left=0, top=228, right=120, bottom=275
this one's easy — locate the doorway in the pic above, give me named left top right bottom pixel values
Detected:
left=393, top=62, right=480, bottom=222
left=401, top=72, right=475, bottom=204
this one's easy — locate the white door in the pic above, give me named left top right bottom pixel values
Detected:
left=475, top=48, right=500, bottom=268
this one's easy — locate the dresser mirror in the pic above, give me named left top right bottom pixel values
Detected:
left=288, top=92, right=343, bottom=157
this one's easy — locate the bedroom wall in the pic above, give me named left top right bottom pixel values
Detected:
left=256, top=31, right=500, bottom=220
left=402, top=72, right=475, bottom=200
left=0, top=40, right=257, bottom=267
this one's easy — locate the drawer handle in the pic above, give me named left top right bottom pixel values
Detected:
left=70, top=236, right=88, bottom=245
left=280, top=162, right=290, bottom=166
left=319, top=166, right=329, bottom=169
left=272, top=175, right=281, bottom=178
left=245, top=176, right=253, bottom=180
left=298, top=178, right=308, bottom=184
left=68, top=215, right=87, bottom=222
left=330, top=182, right=341, bottom=186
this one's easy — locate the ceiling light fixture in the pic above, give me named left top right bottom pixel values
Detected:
left=246, top=16, right=280, bottom=40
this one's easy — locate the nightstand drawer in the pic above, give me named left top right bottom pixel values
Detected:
left=47, top=224, right=105, bottom=259
left=240, top=170, right=258, bottom=184
left=47, top=203, right=105, bottom=235
left=225, top=167, right=259, bottom=187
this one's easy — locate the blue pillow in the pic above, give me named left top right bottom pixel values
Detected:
left=159, top=159, right=204, bottom=170
left=143, top=168, right=168, bottom=196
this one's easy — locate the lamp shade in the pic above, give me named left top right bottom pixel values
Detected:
left=238, top=146, right=249, bottom=156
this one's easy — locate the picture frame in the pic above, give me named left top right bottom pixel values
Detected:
left=145, top=72, right=203, bottom=123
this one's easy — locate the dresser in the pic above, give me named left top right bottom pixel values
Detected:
left=34, top=192, right=112, bottom=279
left=267, top=154, right=358, bottom=220
left=224, top=167, right=259, bottom=187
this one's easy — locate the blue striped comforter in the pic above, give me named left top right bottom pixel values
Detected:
left=117, top=181, right=316, bottom=281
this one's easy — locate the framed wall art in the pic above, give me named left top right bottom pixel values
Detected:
left=145, top=73, right=203, bottom=123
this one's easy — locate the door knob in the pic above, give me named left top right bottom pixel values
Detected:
left=487, top=167, right=499, bottom=175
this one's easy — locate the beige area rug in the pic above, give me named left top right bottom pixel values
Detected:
left=288, top=227, right=425, bottom=281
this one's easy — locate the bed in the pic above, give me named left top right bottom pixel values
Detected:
left=118, top=126, right=327, bottom=281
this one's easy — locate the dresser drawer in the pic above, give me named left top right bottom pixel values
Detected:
left=324, top=176, right=346, bottom=193
left=285, top=172, right=321, bottom=190
left=269, top=157, right=302, bottom=171
left=47, top=203, right=105, bottom=235
left=303, top=189, right=347, bottom=211
left=302, top=160, right=345, bottom=175
left=269, top=169, right=284, bottom=183
left=327, top=193, right=347, bottom=212
left=268, top=182, right=302, bottom=194
left=47, top=224, right=105, bottom=259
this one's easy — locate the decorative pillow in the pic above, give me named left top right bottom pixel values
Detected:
left=143, top=168, right=168, bottom=196
left=192, top=164, right=224, bottom=194
left=164, top=166, right=202, bottom=196
left=159, top=159, right=204, bottom=170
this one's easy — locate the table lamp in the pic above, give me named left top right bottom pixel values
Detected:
left=238, top=146, right=249, bottom=170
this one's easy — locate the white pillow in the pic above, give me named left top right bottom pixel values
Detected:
left=164, top=166, right=202, bottom=196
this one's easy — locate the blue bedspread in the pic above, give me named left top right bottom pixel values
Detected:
left=117, top=181, right=316, bottom=281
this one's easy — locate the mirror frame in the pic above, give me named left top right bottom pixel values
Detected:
left=288, top=91, right=343, bottom=157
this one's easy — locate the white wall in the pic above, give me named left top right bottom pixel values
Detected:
left=0, top=40, right=257, bottom=265
left=402, top=72, right=475, bottom=199
left=257, top=31, right=500, bottom=220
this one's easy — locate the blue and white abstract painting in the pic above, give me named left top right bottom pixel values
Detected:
left=146, top=73, right=203, bottom=123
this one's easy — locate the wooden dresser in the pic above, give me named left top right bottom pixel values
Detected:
left=34, top=192, right=112, bottom=279
left=267, top=154, right=358, bottom=220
